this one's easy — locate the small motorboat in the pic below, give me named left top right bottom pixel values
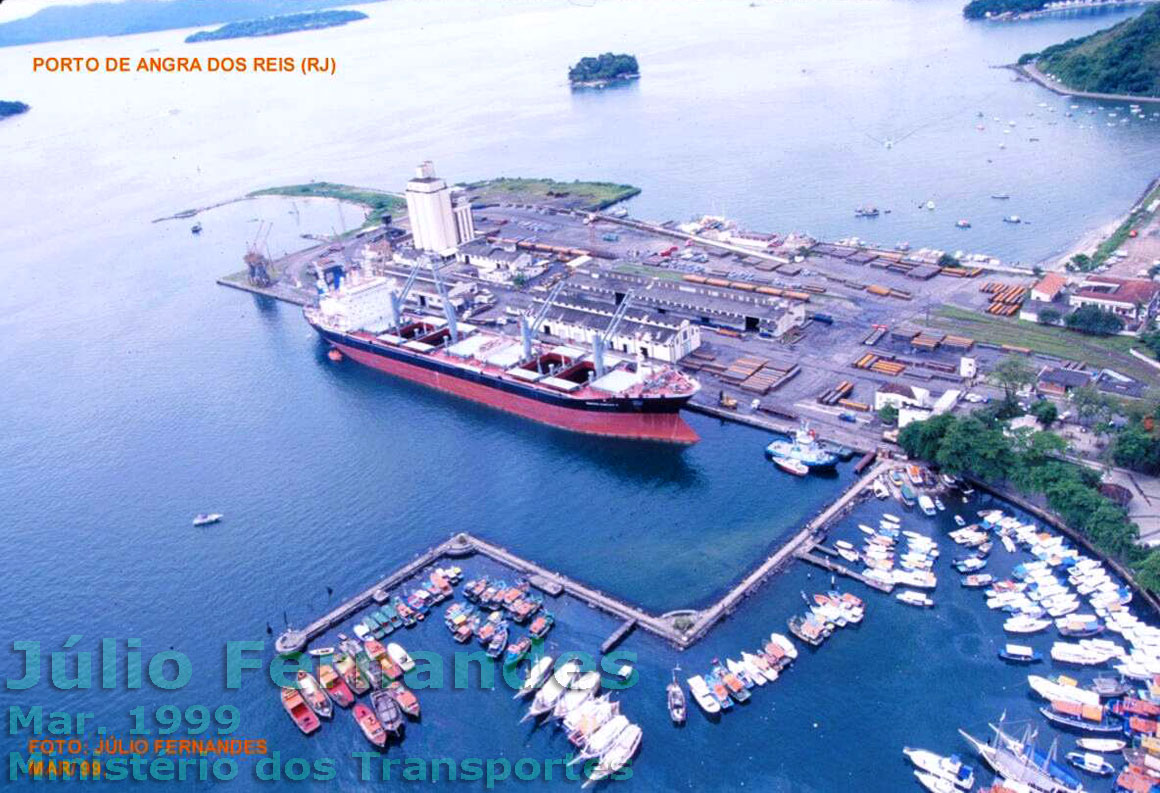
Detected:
left=1064, top=751, right=1114, bottom=776
left=295, top=670, right=333, bottom=719
left=667, top=670, right=687, bottom=725
left=1003, top=215, right=1022, bottom=224
left=896, top=591, right=934, bottom=608
left=281, top=687, right=321, bottom=735
left=998, top=644, right=1042, bottom=664
left=317, top=664, right=354, bottom=707
left=387, top=642, right=414, bottom=672
left=686, top=675, right=721, bottom=715
left=370, top=690, right=404, bottom=739
left=955, top=219, right=971, bottom=229
left=505, top=637, right=531, bottom=667
left=387, top=680, right=420, bottom=719
left=192, top=513, right=222, bottom=527
left=773, top=456, right=809, bottom=477
left=953, top=515, right=966, bottom=527
left=991, top=193, right=1011, bottom=200
left=1075, top=737, right=1125, bottom=752
left=190, top=222, right=202, bottom=234
left=353, top=702, right=387, bottom=747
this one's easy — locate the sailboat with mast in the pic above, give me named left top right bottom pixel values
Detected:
left=958, top=715, right=1085, bottom=793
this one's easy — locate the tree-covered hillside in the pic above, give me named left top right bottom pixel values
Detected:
left=1029, top=5, right=1160, bottom=97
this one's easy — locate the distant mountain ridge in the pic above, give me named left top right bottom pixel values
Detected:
left=0, top=0, right=386, bottom=48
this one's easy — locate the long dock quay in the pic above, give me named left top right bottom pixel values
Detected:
left=276, top=460, right=893, bottom=654
left=796, top=550, right=894, bottom=593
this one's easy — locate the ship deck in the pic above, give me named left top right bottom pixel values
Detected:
left=346, top=320, right=698, bottom=402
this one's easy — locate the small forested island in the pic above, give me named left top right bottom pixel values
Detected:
left=1019, top=5, right=1160, bottom=97
left=185, top=9, right=367, bottom=43
left=0, top=101, right=31, bottom=120
left=963, top=0, right=1049, bottom=19
left=568, top=53, right=640, bottom=87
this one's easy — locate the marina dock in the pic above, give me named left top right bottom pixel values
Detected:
left=276, top=460, right=891, bottom=654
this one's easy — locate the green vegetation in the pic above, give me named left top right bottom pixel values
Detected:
left=1028, top=5, right=1160, bottom=97
left=963, top=0, right=1048, bottom=20
left=990, top=355, right=1036, bottom=402
left=926, top=305, right=1154, bottom=384
left=1065, top=304, right=1126, bottom=336
left=248, top=182, right=406, bottom=225
left=1112, top=422, right=1160, bottom=473
left=0, top=101, right=30, bottom=119
left=878, top=404, right=899, bottom=426
left=463, top=177, right=641, bottom=211
left=898, top=412, right=1154, bottom=589
left=185, top=9, right=366, bottom=42
left=1030, top=399, right=1059, bottom=427
left=568, top=53, right=640, bottom=85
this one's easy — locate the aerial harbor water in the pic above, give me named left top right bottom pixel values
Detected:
left=4, top=0, right=1160, bottom=790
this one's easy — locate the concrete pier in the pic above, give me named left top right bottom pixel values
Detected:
left=275, top=462, right=892, bottom=654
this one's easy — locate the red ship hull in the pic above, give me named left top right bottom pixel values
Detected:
left=333, top=341, right=699, bottom=444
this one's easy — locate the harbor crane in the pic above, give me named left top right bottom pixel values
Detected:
left=519, top=280, right=566, bottom=362
left=593, top=292, right=635, bottom=379
left=429, top=261, right=460, bottom=345
left=388, top=260, right=422, bottom=333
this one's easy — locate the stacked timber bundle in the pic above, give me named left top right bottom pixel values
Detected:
left=721, top=355, right=767, bottom=384
left=818, top=380, right=854, bottom=406
left=741, top=362, right=799, bottom=395
left=838, top=398, right=871, bottom=412
left=942, top=335, right=974, bottom=351
left=910, top=333, right=944, bottom=350
left=863, top=326, right=888, bottom=345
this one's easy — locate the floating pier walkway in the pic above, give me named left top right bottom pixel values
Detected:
left=276, top=460, right=891, bottom=654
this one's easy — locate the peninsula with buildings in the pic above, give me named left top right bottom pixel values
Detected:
left=219, top=159, right=1160, bottom=574
left=184, top=9, right=368, bottom=43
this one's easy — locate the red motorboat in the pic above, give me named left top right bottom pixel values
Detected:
left=281, top=687, right=321, bottom=735
left=353, top=703, right=387, bottom=748
left=318, top=664, right=354, bottom=708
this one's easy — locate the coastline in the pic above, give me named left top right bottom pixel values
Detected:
left=1012, top=61, right=1160, bottom=104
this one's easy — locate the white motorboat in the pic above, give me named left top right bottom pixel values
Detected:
left=553, top=671, right=601, bottom=719
left=903, top=747, right=975, bottom=789
left=896, top=591, right=934, bottom=608
left=913, top=771, right=957, bottom=793
left=582, top=723, right=642, bottom=788
left=1075, top=737, right=1125, bottom=753
left=386, top=642, right=414, bottom=672
left=768, top=633, right=798, bottom=660
left=569, top=714, right=629, bottom=764
left=1065, top=751, right=1114, bottom=776
left=524, top=660, right=581, bottom=721
left=514, top=655, right=554, bottom=699
left=1003, top=616, right=1051, bottom=634
left=192, top=512, right=222, bottom=527
left=685, top=675, right=720, bottom=715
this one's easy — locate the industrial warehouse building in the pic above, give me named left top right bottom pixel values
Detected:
left=531, top=294, right=701, bottom=363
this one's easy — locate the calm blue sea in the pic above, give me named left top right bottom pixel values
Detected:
left=2, top=0, right=1159, bottom=789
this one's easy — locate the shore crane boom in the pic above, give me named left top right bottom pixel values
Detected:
left=429, top=261, right=459, bottom=344
left=520, top=280, right=566, bottom=361
left=593, top=292, right=635, bottom=378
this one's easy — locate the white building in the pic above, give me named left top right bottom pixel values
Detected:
left=874, top=383, right=931, bottom=412
left=404, top=161, right=476, bottom=253
left=534, top=297, right=701, bottom=363
left=457, top=240, right=548, bottom=284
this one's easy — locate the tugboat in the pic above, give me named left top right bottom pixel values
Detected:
left=667, top=669, right=687, bottom=726
left=764, top=422, right=838, bottom=471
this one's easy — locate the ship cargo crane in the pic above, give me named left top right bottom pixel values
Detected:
left=389, top=261, right=422, bottom=333
left=429, top=261, right=459, bottom=345
left=519, top=280, right=566, bottom=362
left=593, top=291, right=635, bottom=379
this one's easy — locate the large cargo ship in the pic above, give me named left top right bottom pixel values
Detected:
left=304, top=273, right=701, bottom=443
